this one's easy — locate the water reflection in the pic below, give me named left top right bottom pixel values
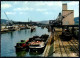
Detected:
left=25, top=29, right=27, bottom=34
left=29, top=50, right=43, bottom=57
left=10, top=32, right=14, bottom=38
left=7, top=32, right=14, bottom=39
left=16, top=51, right=28, bottom=57
left=29, top=51, right=43, bottom=55
left=18, top=30, right=21, bottom=34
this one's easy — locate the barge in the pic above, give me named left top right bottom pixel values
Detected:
left=29, top=34, right=49, bottom=52
left=15, top=34, right=49, bottom=52
left=15, top=40, right=30, bottom=52
left=29, top=41, right=45, bottom=52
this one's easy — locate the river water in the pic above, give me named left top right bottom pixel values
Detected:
left=1, top=26, right=51, bottom=57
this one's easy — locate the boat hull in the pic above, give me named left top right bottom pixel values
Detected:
left=15, top=46, right=29, bottom=52
left=29, top=47, right=45, bottom=53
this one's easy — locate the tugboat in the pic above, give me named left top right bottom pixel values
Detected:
left=15, top=40, right=30, bottom=52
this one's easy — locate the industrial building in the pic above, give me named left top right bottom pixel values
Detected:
left=62, top=4, right=74, bottom=25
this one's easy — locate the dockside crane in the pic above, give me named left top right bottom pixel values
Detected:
left=55, top=11, right=73, bottom=25
left=4, top=12, right=14, bottom=26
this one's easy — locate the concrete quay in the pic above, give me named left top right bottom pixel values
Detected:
left=43, top=28, right=79, bottom=57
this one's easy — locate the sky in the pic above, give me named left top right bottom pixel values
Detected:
left=1, top=1, right=79, bottom=22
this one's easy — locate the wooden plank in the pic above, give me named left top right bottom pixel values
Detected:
left=43, top=33, right=53, bottom=57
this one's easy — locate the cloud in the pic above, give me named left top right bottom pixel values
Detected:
left=6, top=12, right=16, bottom=15
left=34, top=1, right=62, bottom=12
left=35, top=1, right=62, bottom=7
left=46, top=1, right=62, bottom=6
left=68, top=1, right=79, bottom=6
left=67, top=1, right=79, bottom=17
left=13, top=1, right=28, bottom=5
left=13, top=2, right=62, bottom=12
left=14, top=1, right=18, bottom=4
left=35, top=2, right=46, bottom=6
left=44, top=12, right=49, bottom=14
left=43, top=11, right=52, bottom=15
left=36, top=8, right=47, bottom=12
left=1, top=1, right=79, bottom=21
left=13, top=7, right=34, bottom=11
left=19, top=12, right=25, bottom=14
left=45, top=2, right=54, bottom=6
left=67, top=1, right=79, bottom=9
left=24, top=1, right=28, bottom=4
left=1, top=3, right=12, bottom=9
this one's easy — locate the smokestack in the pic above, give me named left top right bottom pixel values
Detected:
left=62, top=3, right=67, bottom=10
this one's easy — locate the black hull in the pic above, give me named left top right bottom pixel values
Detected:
left=20, top=28, right=25, bottom=30
left=29, top=47, right=45, bottom=53
left=26, top=27, right=30, bottom=29
left=31, top=29, right=34, bottom=32
left=1, top=29, right=15, bottom=34
left=15, top=46, right=29, bottom=52
left=31, top=28, right=35, bottom=32
left=9, top=29, right=15, bottom=31
left=15, top=47, right=26, bottom=52
left=31, top=30, right=33, bottom=32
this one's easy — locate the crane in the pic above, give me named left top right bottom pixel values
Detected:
left=4, top=12, right=13, bottom=26
left=56, top=11, right=73, bottom=25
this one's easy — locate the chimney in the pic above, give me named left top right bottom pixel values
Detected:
left=62, top=3, right=67, bottom=10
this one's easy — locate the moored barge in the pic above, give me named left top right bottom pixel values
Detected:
left=15, top=40, right=30, bottom=52
left=15, top=34, right=49, bottom=52
left=29, top=41, right=45, bottom=52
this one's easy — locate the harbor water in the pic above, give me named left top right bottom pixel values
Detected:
left=1, top=26, right=51, bottom=57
